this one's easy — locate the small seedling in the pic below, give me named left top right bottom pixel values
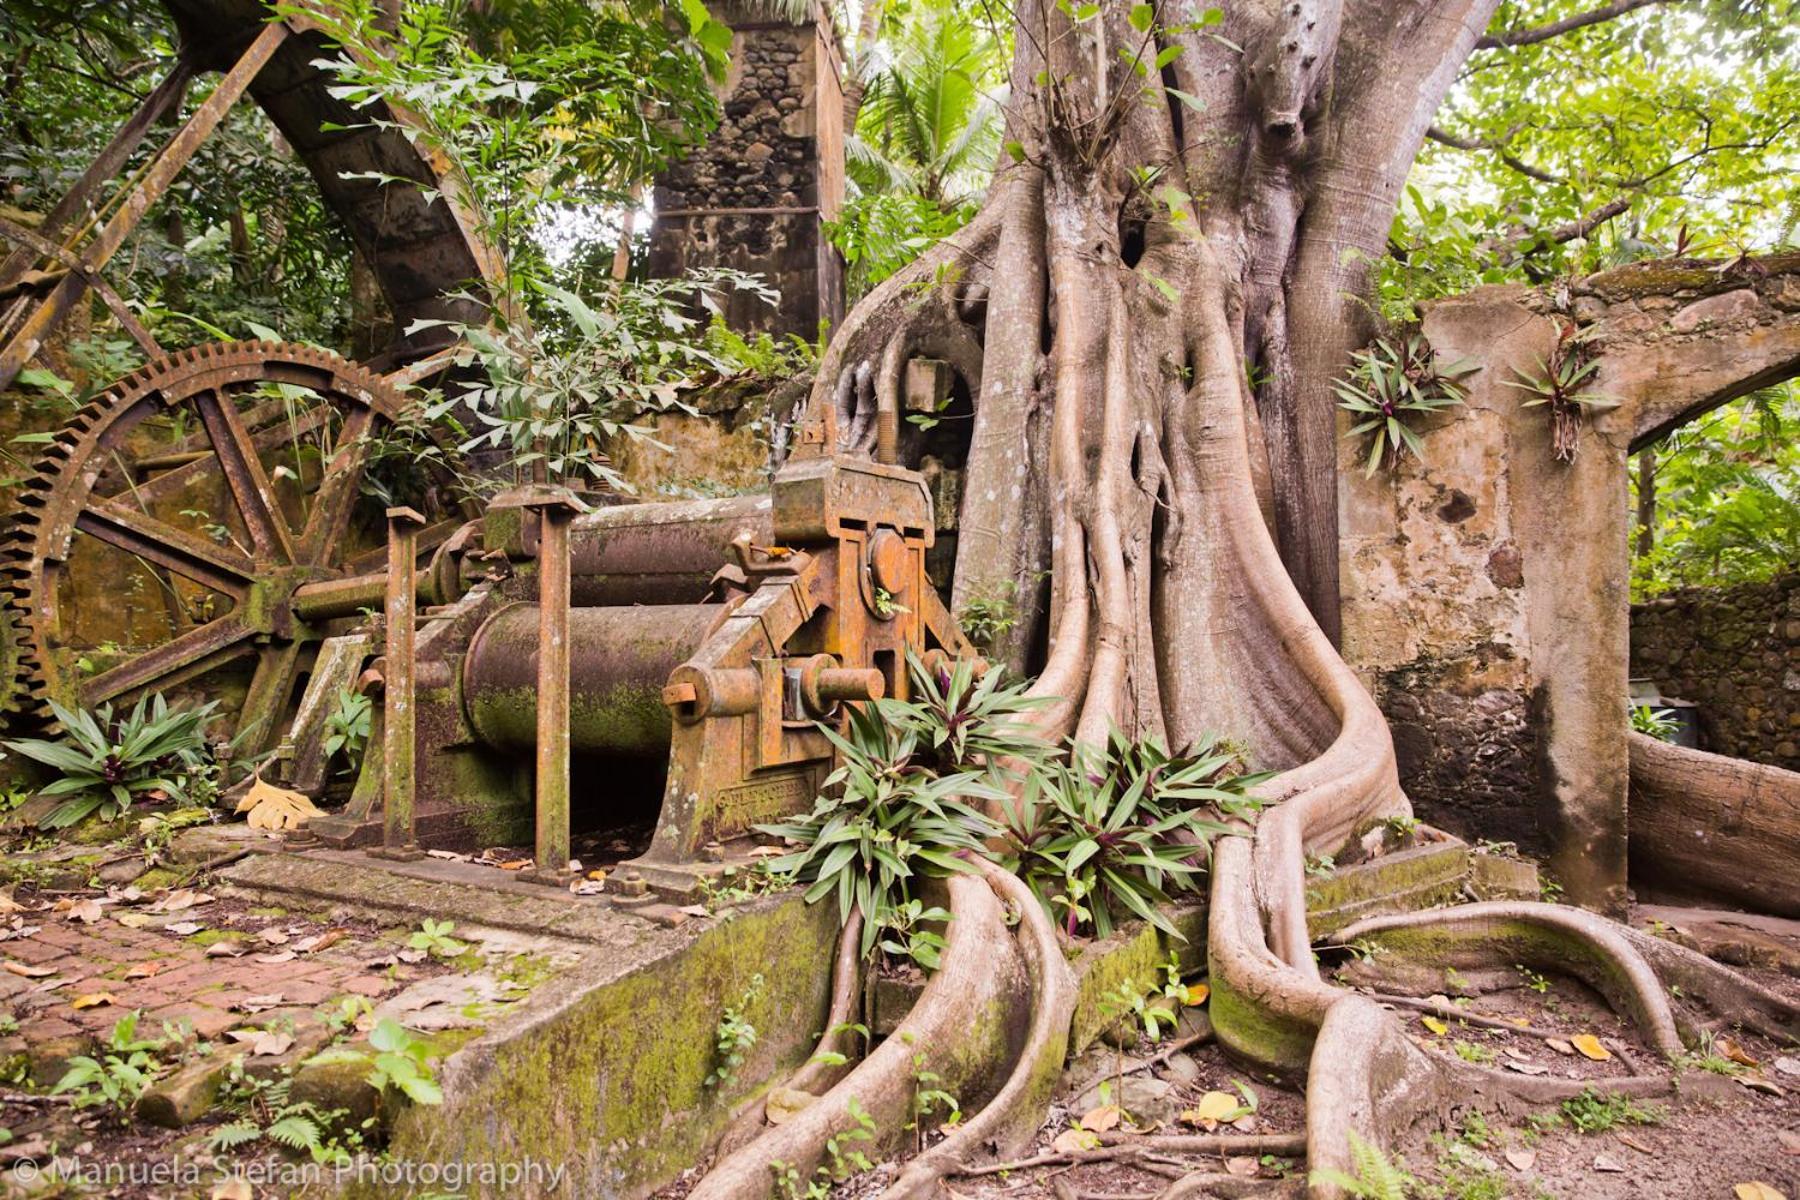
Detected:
left=408, top=918, right=469, bottom=959
left=706, top=974, right=765, bottom=1088
left=366, top=1018, right=443, bottom=1105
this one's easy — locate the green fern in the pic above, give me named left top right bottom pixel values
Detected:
left=267, top=1113, right=324, bottom=1153
left=1309, top=1131, right=1414, bottom=1200
left=207, top=1121, right=263, bottom=1152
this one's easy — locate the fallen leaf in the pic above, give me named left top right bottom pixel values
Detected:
left=71, top=992, right=118, bottom=1010
left=1504, top=1149, right=1537, bottom=1172
left=1739, top=1075, right=1786, bottom=1097
left=1230, top=1113, right=1258, bottom=1133
left=747, top=845, right=784, bottom=858
left=64, top=898, right=103, bottom=924
left=570, top=879, right=605, bottom=896
left=1718, top=1036, right=1760, bottom=1068
left=258, top=928, right=290, bottom=947
left=1616, top=1132, right=1654, bottom=1154
left=105, top=886, right=145, bottom=905
left=1052, top=1128, right=1101, bottom=1154
left=499, top=859, right=532, bottom=871
left=426, top=849, right=471, bottom=862
left=678, top=904, right=711, bottom=918
left=254, top=951, right=296, bottom=964
left=1421, top=1016, right=1448, bottom=1036
left=227, top=1028, right=295, bottom=1057
left=1592, top=1153, right=1625, bottom=1173
left=1570, top=1033, right=1612, bottom=1061
left=567, top=858, right=583, bottom=874
left=588, top=869, right=608, bottom=881
left=149, top=890, right=214, bottom=914
left=0, top=892, right=21, bottom=914
left=1508, top=1016, right=1530, bottom=1027
left=114, top=912, right=153, bottom=929
left=1224, top=1156, right=1259, bottom=1178
left=1503, top=1059, right=1549, bottom=1076
left=234, top=994, right=284, bottom=1013
left=366, top=955, right=399, bottom=969
left=1183, top=1090, right=1239, bottom=1127
left=1182, top=982, right=1210, bottom=1006
left=2, top=960, right=57, bottom=978
left=235, top=776, right=323, bottom=831
left=291, top=929, right=346, bottom=955
left=1545, top=1037, right=1574, bottom=1056
left=123, top=961, right=163, bottom=979
left=1734, top=1184, right=1787, bottom=1200
left=1778, top=1130, right=1800, bottom=1155
left=1773, top=1056, right=1800, bottom=1078
left=398, top=948, right=428, bottom=964
left=165, top=921, right=205, bottom=936
left=206, top=940, right=247, bottom=958
left=1079, top=1104, right=1122, bottom=1132
left=212, top=1179, right=253, bottom=1200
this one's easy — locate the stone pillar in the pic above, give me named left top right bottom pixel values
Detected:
left=648, top=0, right=845, bottom=339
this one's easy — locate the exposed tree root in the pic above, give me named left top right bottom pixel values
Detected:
left=878, top=860, right=1077, bottom=1200
left=954, top=1133, right=1306, bottom=1178
left=1329, top=902, right=1685, bottom=1058
left=784, top=909, right=867, bottom=1098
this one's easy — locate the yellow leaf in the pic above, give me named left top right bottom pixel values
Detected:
left=1080, top=1104, right=1122, bottom=1132
left=1734, top=1184, right=1786, bottom=1200
left=1052, top=1128, right=1101, bottom=1153
left=1422, top=1016, right=1449, bottom=1036
left=1183, top=1090, right=1238, bottom=1127
left=1719, top=1036, right=1760, bottom=1068
left=72, top=992, right=119, bottom=1010
left=1183, top=982, right=1210, bottom=1006
left=1571, top=1033, right=1613, bottom=1061
left=235, top=775, right=323, bottom=831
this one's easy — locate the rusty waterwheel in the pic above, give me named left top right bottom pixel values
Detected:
left=0, top=340, right=467, bottom=754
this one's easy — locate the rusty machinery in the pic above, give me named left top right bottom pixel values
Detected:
left=0, top=2, right=982, bottom=888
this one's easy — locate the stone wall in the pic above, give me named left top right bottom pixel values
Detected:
left=1630, top=575, right=1800, bottom=770
left=647, top=1, right=845, bottom=338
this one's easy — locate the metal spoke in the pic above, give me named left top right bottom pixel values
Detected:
left=296, top=406, right=373, bottom=566
left=75, top=497, right=255, bottom=596
left=193, top=388, right=293, bottom=563
left=123, top=400, right=333, bottom=509
left=79, top=616, right=253, bottom=706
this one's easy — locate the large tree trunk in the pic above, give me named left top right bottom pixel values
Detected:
left=817, top=0, right=1497, bottom=736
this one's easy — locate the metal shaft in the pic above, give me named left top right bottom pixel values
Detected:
left=381, top=507, right=425, bottom=856
left=534, top=504, right=573, bottom=876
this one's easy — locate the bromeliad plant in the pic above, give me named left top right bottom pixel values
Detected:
left=998, top=729, right=1269, bottom=939
left=4, top=694, right=219, bottom=829
left=1506, top=320, right=1616, bottom=462
left=758, top=655, right=1053, bottom=958
left=1334, top=331, right=1477, bottom=476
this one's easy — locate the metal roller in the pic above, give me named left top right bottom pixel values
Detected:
left=567, top=494, right=772, bottom=606
left=462, top=602, right=726, bottom=756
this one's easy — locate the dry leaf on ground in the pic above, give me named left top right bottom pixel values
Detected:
left=1592, top=1153, right=1625, bottom=1173
left=149, top=889, right=213, bottom=914
left=205, top=940, right=247, bottom=958
left=1718, top=1036, right=1760, bottom=1068
left=1734, top=1184, right=1787, bottom=1200
left=227, top=1028, right=295, bottom=1057
left=71, top=992, right=118, bottom=1009
left=165, top=921, right=204, bottom=936
left=235, top=776, right=323, bottom=831
left=1570, top=1033, right=1612, bottom=1061
left=1182, top=1090, right=1238, bottom=1127
left=123, top=961, right=163, bottom=979
left=2, top=960, right=56, bottom=978
left=1079, top=1104, right=1122, bottom=1132
left=1504, top=1150, right=1537, bottom=1171
left=63, top=898, right=103, bottom=923
left=1052, top=1128, right=1101, bottom=1154
left=291, top=929, right=346, bottom=955
left=1224, top=1157, right=1259, bottom=1178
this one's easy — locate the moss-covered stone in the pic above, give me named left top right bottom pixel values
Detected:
left=349, top=891, right=840, bottom=1200
left=1064, top=903, right=1204, bottom=1055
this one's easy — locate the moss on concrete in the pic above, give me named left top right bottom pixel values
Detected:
left=356, top=891, right=840, bottom=1200
left=1065, top=903, right=1204, bottom=1055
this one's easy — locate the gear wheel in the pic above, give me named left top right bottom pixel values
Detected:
left=0, top=340, right=461, bottom=747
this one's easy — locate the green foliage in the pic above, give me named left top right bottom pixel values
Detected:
left=1631, top=383, right=1800, bottom=598
left=877, top=898, right=952, bottom=971
left=758, top=660, right=1029, bottom=957
left=1388, top=4, right=1799, bottom=317
left=1334, top=333, right=1475, bottom=476
left=1310, top=1130, right=1416, bottom=1200
left=5, top=694, right=219, bottom=830
left=828, top=5, right=1005, bottom=292
left=50, top=1010, right=173, bottom=1120
left=1504, top=322, right=1615, bottom=462
left=416, top=270, right=778, bottom=491
left=1100, top=977, right=1179, bottom=1044
left=366, top=1018, right=443, bottom=1106
left=1451, top=1039, right=1495, bottom=1065
left=407, top=918, right=469, bottom=960
left=208, top=1060, right=360, bottom=1164
left=998, top=729, right=1267, bottom=939
left=1554, top=1087, right=1663, bottom=1134
left=955, top=581, right=1021, bottom=656
left=1629, top=704, right=1679, bottom=741
left=705, top=973, right=764, bottom=1089
left=323, top=688, right=373, bottom=777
